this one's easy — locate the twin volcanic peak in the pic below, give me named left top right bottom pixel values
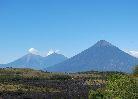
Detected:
left=0, top=53, right=68, bottom=70
left=47, top=40, right=138, bottom=73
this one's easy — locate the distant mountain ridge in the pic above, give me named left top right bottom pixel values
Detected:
left=47, top=40, right=138, bottom=73
left=0, top=53, right=67, bottom=70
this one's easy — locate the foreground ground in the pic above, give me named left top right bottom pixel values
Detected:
left=0, top=68, right=137, bottom=99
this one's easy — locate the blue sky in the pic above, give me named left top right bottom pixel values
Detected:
left=0, top=0, right=138, bottom=63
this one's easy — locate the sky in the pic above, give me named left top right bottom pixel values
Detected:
left=0, top=0, right=138, bottom=63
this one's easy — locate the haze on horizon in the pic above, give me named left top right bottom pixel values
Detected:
left=0, top=0, right=138, bottom=64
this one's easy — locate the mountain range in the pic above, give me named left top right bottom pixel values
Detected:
left=0, top=40, right=138, bottom=73
left=46, top=40, right=138, bottom=73
left=0, top=53, right=67, bottom=70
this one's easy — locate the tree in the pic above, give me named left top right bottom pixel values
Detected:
left=105, top=74, right=137, bottom=99
left=133, top=65, right=138, bottom=76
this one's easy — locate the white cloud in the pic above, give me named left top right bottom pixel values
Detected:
left=47, top=49, right=60, bottom=56
left=55, top=50, right=60, bottom=53
left=47, top=50, right=54, bottom=56
left=28, top=48, right=39, bottom=55
left=28, top=48, right=61, bottom=56
left=126, top=50, right=138, bottom=58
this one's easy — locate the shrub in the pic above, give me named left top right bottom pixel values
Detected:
left=105, top=74, right=137, bottom=99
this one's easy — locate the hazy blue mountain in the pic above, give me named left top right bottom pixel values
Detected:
left=5, top=53, right=45, bottom=69
left=47, top=40, right=138, bottom=73
left=44, top=53, right=68, bottom=67
left=0, top=53, right=67, bottom=70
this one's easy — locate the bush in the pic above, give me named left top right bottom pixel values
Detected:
left=133, top=65, right=138, bottom=76
left=89, top=90, right=104, bottom=99
left=50, top=74, right=71, bottom=80
left=105, top=74, right=137, bottom=99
